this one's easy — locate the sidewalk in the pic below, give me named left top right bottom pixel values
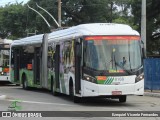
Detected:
left=144, top=90, right=160, bottom=98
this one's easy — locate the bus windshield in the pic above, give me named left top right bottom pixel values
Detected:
left=84, top=36, right=142, bottom=72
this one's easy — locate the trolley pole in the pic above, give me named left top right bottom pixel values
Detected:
left=58, top=0, right=61, bottom=28
left=141, top=0, right=146, bottom=57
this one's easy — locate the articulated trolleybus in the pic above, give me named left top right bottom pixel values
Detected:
left=10, top=23, right=144, bottom=103
left=0, top=39, right=12, bottom=82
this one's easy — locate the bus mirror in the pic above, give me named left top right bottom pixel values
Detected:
left=142, top=48, right=146, bottom=59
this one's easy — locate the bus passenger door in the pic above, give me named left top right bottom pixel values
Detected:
left=34, top=47, right=40, bottom=85
left=75, top=40, right=81, bottom=94
left=55, top=45, right=60, bottom=89
left=13, top=49, right=20, bottom=82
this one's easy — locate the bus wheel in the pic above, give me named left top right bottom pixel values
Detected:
left=22, top=74, right=28, bottom=90
left=119, top=95, right=127, bottom=103
left=69, top=81, right=80, bottom=103
left=51, top=78, right=58, bottom=96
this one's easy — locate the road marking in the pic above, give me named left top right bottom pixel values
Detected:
left=7, top=99, right=76, bottom=106
left=0, top=95, right=7, bottom=100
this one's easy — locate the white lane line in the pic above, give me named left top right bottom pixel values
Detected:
left=7, top=99, right=76, bottom=106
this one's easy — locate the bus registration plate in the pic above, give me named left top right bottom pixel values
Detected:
left=112, top=91, right=122, bottom=95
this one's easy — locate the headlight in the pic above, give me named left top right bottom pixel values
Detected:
left=135, top=73, right=144, bottom=83
left=83, top=74, right=97, bottom=83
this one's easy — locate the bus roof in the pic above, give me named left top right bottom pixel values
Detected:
left=11, top=23, right=140, bottom=47
left=48, top=23, right=140, bottom=43
left=11, top=34, right=44, bottom=47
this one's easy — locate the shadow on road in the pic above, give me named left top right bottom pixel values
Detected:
left=0, top=82, right=16, bottom=86
left=3, top=85, right=135, bottom=107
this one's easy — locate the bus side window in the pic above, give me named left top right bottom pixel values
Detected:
left=48, top=46, right=54, bottom=69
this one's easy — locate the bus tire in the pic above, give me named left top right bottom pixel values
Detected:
left=51, top=77, right=58, bottom=96
left=22, top=74, right=29, bottom=90
left=69, top=80, right=80, bottom=103
left=119, top=95, right=127, bottom=103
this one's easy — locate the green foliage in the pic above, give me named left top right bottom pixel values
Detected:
left=0, top=0, right=159, bottom=55
left=0, top=3, right=26, bottom=39
left=130, top=0, right=160, bottom=55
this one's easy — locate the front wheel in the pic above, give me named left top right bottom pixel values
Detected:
left=69, top=84, right=81, bottom=103
left=119, top=95, right=127, bottom=103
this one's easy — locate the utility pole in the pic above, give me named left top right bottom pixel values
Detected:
left=58, top=0, right=61, bottom=28
left=141, top=0, right=146, bottom=57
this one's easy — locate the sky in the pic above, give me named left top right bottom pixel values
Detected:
left=0, top=0, right=30, bottom=6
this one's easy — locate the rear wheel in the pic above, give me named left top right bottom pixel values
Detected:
left=119, top=95, right=127, bottom=103
left=22, top=74, right=29, bottom=90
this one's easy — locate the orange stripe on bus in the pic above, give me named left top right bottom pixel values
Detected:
left=97, top=76, right=107, bottom=80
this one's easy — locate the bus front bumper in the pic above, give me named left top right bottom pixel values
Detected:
left=0, top=76, right=10, bottom=81
left=81, top=80, right=144, bottom=97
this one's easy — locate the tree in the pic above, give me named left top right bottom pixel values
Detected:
left=0, top=0, right=136, bottom=39
left=1, top=0, right=160, bottom=56
left=0, top=3, right=27, bottom=39
left=130, top=0, right=160, bottom=55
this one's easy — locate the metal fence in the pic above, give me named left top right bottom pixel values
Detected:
left=144, top=58, right=160, bottom=90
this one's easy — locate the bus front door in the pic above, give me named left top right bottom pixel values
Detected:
left=55, top=45, right=60, bottom=89
left=75, top=41, right=81, bottom=94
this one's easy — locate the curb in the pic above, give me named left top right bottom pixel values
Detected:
left=144, top=92, right=160, bottom=98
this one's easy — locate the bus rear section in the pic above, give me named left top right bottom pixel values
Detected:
left=80, top=35, right=144, bottom=102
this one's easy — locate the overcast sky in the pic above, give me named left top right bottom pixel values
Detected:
left=0, top=0, right=30, bottom=6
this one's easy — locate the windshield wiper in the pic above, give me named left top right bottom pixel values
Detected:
left=114, top=61, right=134, bottom=75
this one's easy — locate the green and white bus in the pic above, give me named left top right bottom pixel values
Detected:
left=0, top=39, right=12, bottom=82
left=10, top=23, right=144, bottom=103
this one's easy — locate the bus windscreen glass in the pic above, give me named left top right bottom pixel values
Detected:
left=84, top=36, right=142, bottom=72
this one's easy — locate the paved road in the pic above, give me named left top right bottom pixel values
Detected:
left=0, top=84, right=160, bottom=120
